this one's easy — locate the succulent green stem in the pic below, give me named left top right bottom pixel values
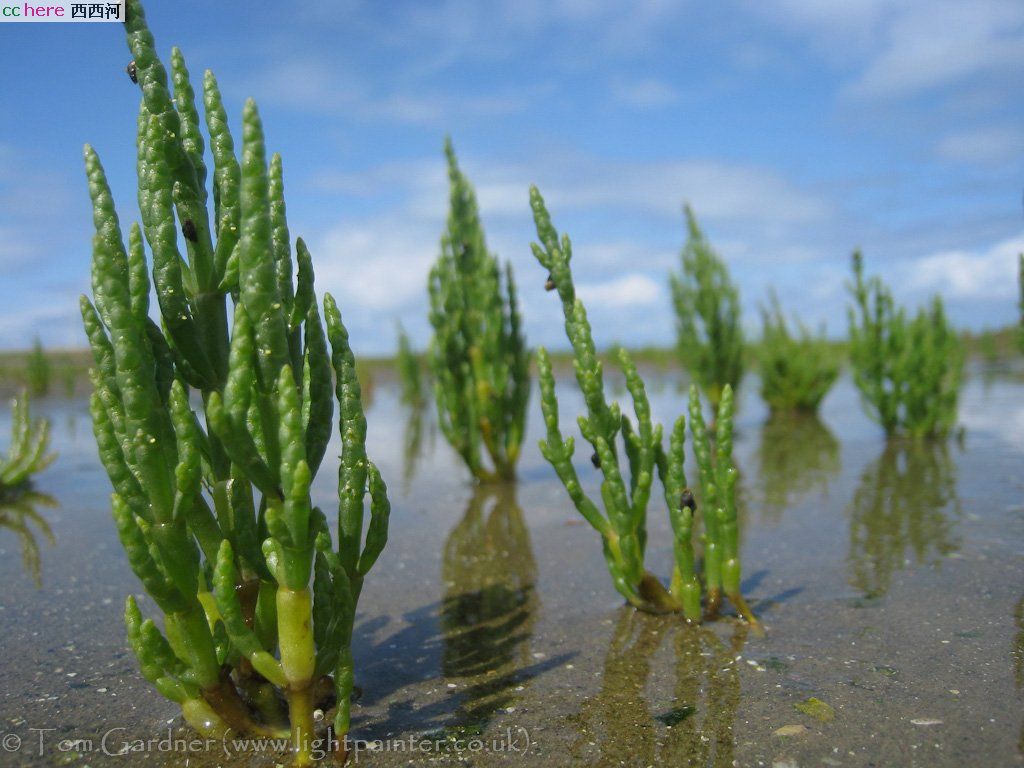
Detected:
left=530, top=187, right=757, bottom=627
left=0, top=392, right=55, bottom=493
left=83, top=2, right=390, bottom=761
left=428, top=139, right=530, bottom=482
left=278, top=587, right=316, bottom=766
left=848, top=251, right=963, bottom=438
left=670, top=205, right=744, bottom=412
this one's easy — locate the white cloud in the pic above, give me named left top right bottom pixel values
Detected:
left=253, top=56, right=535, bottom=126
left=311, top=159, right=445, bottom=204
left=312, top=152, right=829, bottom=231
left=901, top=231, right=1024, bottom=300
left=842, top=0, right=1024, bottom=100
left=0, top=292, right=83, bottom=349
left=747, top=0, right=1024, bottom=101
left=301, top=150, right=832, bottom=347
left=477, top=156, right=827, bottom=227
left=312, top=218, right=439, bottom=313
left=609, top=77, right=680, bottom=108
left=393, top=0, right=680, bottom=56
left=577, top=274, right=663, bottom=309
left=935, top=126, right=1024, bottom=166
left=574, top=242, right=677, bottom=270
left=537, top=159, right=830, bottom=227
left=0, top=226, right=33, bottom=269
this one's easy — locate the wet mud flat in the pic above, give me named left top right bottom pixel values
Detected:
left=0, top=373, right=1021, bottom=767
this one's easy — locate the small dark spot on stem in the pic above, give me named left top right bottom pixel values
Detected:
left=544, top=274, right=556, bottom=291
left=126, top=60, right=138, bottom=84
left=591, top=451, right=601, bottom=469
left=182, top=219, right=198, bottom=242
left=680, top=489, right=696, bottom=512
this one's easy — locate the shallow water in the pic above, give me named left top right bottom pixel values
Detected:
left=1, top=368, right=1022, bottom=767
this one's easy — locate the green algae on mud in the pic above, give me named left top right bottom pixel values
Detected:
left=0, top=369, right=1022, bottom=766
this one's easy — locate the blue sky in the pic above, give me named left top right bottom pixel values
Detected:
left=1, top=0, right=1022, bottom=354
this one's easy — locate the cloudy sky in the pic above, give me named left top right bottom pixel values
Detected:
left=0, top=0, right=1022, bottom=353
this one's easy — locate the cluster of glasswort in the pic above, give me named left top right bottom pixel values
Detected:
left=427, top=140, right=531, bottom=482
left=395, top=321, right=425, bottom=408
left=758, top=292, right=839, bottom=415
left=848, top=252, right=963, bottom=439
left=26, top=337, right=51, bottom=397
left=81, top=1, right=389, bottom=763
left=529, top=187, right=757, bottom=626
left=670, top=205, right=745, bottom=412
left=0, top=393, right=55, bottom=495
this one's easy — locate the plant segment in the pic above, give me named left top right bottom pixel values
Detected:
left=758, top=293, right=839, bottom=415
left=26, top=338, right=51, bottom=397
left=530, top=187, right=756, bottom=626
left=670, top=205, right=744, bottom=412
left=428, top=140, right=530, bottom=482
left=395, top=321, right=425, bottom=408
left=0, top=392, right=55, bottom=494
left=81, top=2, right=389, bottom=762
left=848, top=252, right=962, bottom=439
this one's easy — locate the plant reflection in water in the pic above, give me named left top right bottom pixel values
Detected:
left=439, top=484, right=544, bottom=734
left=846, top=440, right=960, bottom=598
left=0, top=490, right=56, bottom=586
left=571, top=608, right=747, bottom=767
left=756, top=412, right=840, bottom=523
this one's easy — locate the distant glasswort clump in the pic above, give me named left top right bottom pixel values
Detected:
left=81, top=2, right=389, bottom=763
left=847, top=252, right=963, bottom=439
left=529, top=187, right=757, bottom=626
left=670, top=205, right=744, bottom=412
left=0, top=392, right=55, bottom=495
left=427, top=139, right=530, bottom=482
left=758, top=292, right=839, bottom=415
left=395, top=320, right=425, bottom=408
left=26, top=337, right=51, bottom=397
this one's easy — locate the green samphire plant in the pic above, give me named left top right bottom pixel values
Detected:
left=395, top=321, right=425, bottom=408
left=427, top=140, right=530, bottom=482
left=758, top=293, right=839, bottom=415
left=81, top=2, right=389, bottom=763
left=670, top=205, right=744, bottom=412
left=530, top=187, right=757, bottom=626
left=26, top=337, right=51, bottom=397
left=848, top=251, right=963, bottom=439
left=1, top=392, right=55, bottom=495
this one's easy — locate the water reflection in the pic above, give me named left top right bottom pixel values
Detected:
left=571, top=610, right=746, bottom=767
left=0, top=490, right=56, bottom=586
left=846, top=440, right=960, bottom=597
left=440, top=484, right=540, bottom=728
left=756, top=413, right=840, bottom=522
